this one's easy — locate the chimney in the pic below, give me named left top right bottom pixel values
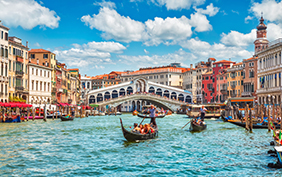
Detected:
left=190, top=64, right=193, bottom=69
left=85, top=74, right=87, bottom=77
left=26, top=41, right=28, bottom=48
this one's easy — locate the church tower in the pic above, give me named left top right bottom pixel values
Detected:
left=254, top=13, right=269, bottom=54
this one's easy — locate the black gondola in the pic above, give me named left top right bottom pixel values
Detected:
left=190, top=121, right=207, bottom=131
left=61, top=116, right=74, bottom=121
left=137, top=113, right=165, bottom=119
left=228, top=120, right=280, bottom=129
left=120, top=118, right=158, bottom=141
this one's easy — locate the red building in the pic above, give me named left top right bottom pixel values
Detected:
left=202, top=59, right=235, bottom=103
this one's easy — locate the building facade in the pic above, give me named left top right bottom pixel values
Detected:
left=183, top=65, right=196, bottom=102
left=28, top=62, right=52, bottom=104
left=242, top=57, right=258, bottom=97
left=0, top=22, right=9, bottom=102
left=8, top=37, right=29, bottom=102
left=227, top=62, right=243, bottom=98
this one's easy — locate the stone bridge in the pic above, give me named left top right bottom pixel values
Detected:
left=93, top=93, right=188, bottom=111
left=86, top=77, right=192, bottom=111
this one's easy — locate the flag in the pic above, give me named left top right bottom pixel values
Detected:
left=274, top=130, right=276, bottom=137
left=279, top=131, right=281, bottom=140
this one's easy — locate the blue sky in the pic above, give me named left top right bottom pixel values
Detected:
left=1, top=0, right=282, bottom=76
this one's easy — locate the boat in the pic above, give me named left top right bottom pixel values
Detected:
left=166, top=110, right=172, bottom=115
left=46, top=112, right=63, bottom=119
left=98, top=112, right=105, bottom=116
left=190, top=121, right=207, bottom=131
left=120, top=118, right=158, bottom=141
left=227, top=119, right=280, bottom=129
left=187, top=104, right=220, bottom=118
left=1, top=116, right=21, bottom=123
left=24, top=116, right=44, bottom=119
left=132, top=110, right=138, bottom=116
left=107, top=112, right=122, bottom=115
left=61, top=116, right=74, bottom=121
left=137, top=113, right=165, bottom=119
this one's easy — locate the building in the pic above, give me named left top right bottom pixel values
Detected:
left=0, top=21, right=9, bottom=102
left=28, top=61, right=52, bottom=104
left=242, top=57, right=258, bottom=97
left=120, top=64, right=186, bottom=89
left=216, top=68, right=228, bottom=102
left=29, top=49, right=56, bottom=103
left=68, top=68, right=81, bottom=105
left=195, top=58, right=214, bottom=103
left=8, top=36, right=29, bottom=102
left=256, top=16, right=282, bottom=104
left=227, top=62, right=243, bottom=98
left=91, top=71, right=122, bottom=90
left=183, top=64, right=196, bottom=102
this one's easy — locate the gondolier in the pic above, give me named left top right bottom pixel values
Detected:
left=199, top=105, right=207, bottom=121
left=148, top=105, right=157, bottom=127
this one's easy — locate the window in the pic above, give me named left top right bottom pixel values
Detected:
left=40, top=82, right=42, bottom=91
left=43, top=54, right=48, bottom=59
left=30, top=54, right=35, bottom=59
left=48, top=72, right=49, bottom=78
left=40, top=70, right=42, bottom=76
left=44, top=71, right=46, bottom=77
left=32, top=81, right=34, bottom=90
left=4, top=32, right=8, bottom=41
left=36, top=69, right=38, bottom=75
left=9, top=60, right=11, bottom=71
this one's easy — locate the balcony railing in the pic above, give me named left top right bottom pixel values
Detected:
left=220, top=89, right=227, bottom=94
left=52, top=87, right=57, bottom=93
left=231, top=94, right=237, bottom=97
left=15, top=86, right=24, bottom=91
left=241, top=91, right=253, bottom=97
left=208, top=88, right=213, bottom=91
left=15, top=71, right=24, bottom=76
left=231, top=85, right=236, bottom=89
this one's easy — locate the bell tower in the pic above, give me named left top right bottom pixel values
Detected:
left=254, top=13, right=269, bottom=54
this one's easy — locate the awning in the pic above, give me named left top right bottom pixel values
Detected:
left=89, top=104, right=99, bottom=108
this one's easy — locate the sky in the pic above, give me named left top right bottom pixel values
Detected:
left=1, top=0, right=282, bottom=76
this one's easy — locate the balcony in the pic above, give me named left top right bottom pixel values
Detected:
left=220, top=88, right=227, bottom=94
left=15, top=86, right=24, bottom=92
left=15, top=71, right=24, bottom=77
left=16, top=56, right=24, bottom=63
left=231, top=85, right=236, bottom=89
left=208, top=88, right=213, bottom=91
left=231, top=93, right=237, bottom=97
left=241, top=91, right=253, bottom=97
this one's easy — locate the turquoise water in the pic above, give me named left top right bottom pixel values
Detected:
left=0, top=114, right=280, bottom=176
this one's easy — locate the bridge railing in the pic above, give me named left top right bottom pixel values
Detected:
left=96, top=92, right=188, bottom=105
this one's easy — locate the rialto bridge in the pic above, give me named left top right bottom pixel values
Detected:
left=86, top=77, right=192, bottom=112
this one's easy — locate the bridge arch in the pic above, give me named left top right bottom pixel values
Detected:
left=178, top=94, right=184, bottom=101
left=149, top=86, right=155, bottom=93
left=119, top=88, right=125, bottom=96
left=164, top=90, right=170, bottom=98
left=171, top=92, right=177, bottom=100
left=97, top=93, right=103, bottom=103
left=104, top=92, right=110, bottom=100
left=133, top=77, right=148, bottom=92
left=89, top=95, right=95, bottom=103
left=112, top=90, right=118, bottom=99
left=127, top=86, right=133, bottom=95
left=185, top=95, right=192, bottom=103
left=156, top=88, right=162, bottom=96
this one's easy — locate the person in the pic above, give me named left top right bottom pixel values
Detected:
left=139, top=124, right=144, bottom=134
left=148, top=105, right=157, bottom=127
left=132, top=123, right=140, bottom=132
left=199, top=106, right=207, bottom=121
left=71, top=107, right=75, bottom=117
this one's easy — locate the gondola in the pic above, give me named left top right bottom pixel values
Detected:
left=137, top=113, right=165, bottom=119
left=61, top=116, right=74, bottom=121
left=120, top=118, right=158, bottom=141
left=190, top=121, right=207, bottom=131
left=227, top=120, right=280, bottom=129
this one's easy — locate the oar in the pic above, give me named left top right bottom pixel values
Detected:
left=181, top=119, right=193, bottom=129
left=139, top=117, right=146, bottom=125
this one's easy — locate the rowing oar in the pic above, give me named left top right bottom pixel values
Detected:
left=181, top=119, right=193, bottom=129
left=139, top=117, right=146, bottom=125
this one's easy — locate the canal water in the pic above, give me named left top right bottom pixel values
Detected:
left=0, top=114, right=280, bottom=176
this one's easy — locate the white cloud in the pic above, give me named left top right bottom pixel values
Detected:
left=94, top=0, right=116, bottom=9
left=220, top=29, right=256, bottom=47
left=53, top=41, right=126, bottom=67
left=81, top=7, right=146, bottom=43
left=193, top=3, right=219, bottom=17
left=267, top=23, right=282, bottom=41
left=0, top=0, right=60, bottom=29
left=144, top=16, right=193, bottom=45
left=189, top=12, right=212, bottom=32
left=180, top=38, right=252, bottom=59
left=144, top=49, right=149, bottom=54
left=81, top=4, right=213, bottom=45
left=34, top=42, right=41, bottom=47
left=231, top=10, right=239, bottom=15
left=250, top=0, right=282, bottom=23
left=244, top=15, right=253, bottom=23
left=152, top=0, right=205, bottom=10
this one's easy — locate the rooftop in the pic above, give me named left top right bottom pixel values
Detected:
left=29, top=49, right=52, bottom=53
left=213, top=60, right=236, bottom=64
